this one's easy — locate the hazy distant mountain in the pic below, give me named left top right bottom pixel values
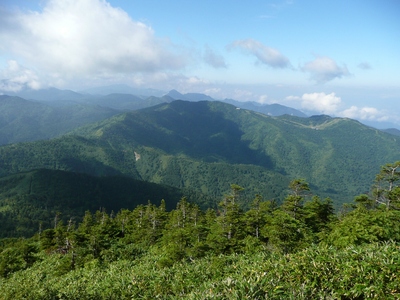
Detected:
left=166, top=89, right=214, bottom=101
left=223, top=98, right=307, bottom=117
left=7, top=87, right=86, bottom=102
left=381, top=128, right=400, bottom=137
left=80, top=84, right=165, bottom=97
left=0, top=95, right=118, bottom=145
left=166, top=90, right=307, bottom=117
left=83, top=93, right=174, bottom=110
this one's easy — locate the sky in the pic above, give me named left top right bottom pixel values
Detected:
left=0, top=0, right=399, bottom=127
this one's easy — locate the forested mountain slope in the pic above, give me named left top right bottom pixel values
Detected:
left=0, top=100, right=399, bottom=207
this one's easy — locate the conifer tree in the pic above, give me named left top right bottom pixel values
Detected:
left=373, top=161, right=400, bottom=210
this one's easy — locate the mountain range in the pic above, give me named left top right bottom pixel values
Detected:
left=1, top=87, right=400, bottom=237
left=0, top=87, right=308, bottom=145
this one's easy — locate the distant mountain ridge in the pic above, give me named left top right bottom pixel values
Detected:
left=165, top=89, right=306, bottom=117
left=1, top=86, right=399, bottom=132
left=0, top=87, right=314, bottom=146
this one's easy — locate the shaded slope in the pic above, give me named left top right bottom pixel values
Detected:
left=0, top=169, right=212, bottom=237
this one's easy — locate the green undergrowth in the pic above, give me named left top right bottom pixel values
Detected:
left=0, top=242, right=399, bottom=299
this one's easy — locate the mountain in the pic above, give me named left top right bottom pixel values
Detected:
left=166, top=89, right=306, bottom=117
left=7, top=87, right=87, bottom=102
left=382, top=128, right=400, bottom=137
left=0, top=93, right=175, bottom=145
left=166, top=89, right=215, bottom=101
left=81, top=93, right=173, bottom=111
left=1, top=100, right=399, bottom=208
left=0, top=95, right=118, bottom=145
left=80, top=84, right=165, bottom=97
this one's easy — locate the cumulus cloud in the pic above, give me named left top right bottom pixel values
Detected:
left=300, top=92, right=342, bottom=114
left=341, top=106, right=388, bottom=121
left=228, top=39, right=290, bottom=68
left=0, top=60, right=42, bottom=92
left=285, top=91, right=392, bottom=123
left=286, top=92, right=341, bottom=114
left=0, top=0, right=186, bottom=80
left=301, top=56, right=350, bottom=83
left=203, top=46, right=227, bottom=68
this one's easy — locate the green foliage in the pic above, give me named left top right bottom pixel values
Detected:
left=325, top=208, right=400, bottom=248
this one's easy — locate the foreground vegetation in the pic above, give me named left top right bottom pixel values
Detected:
left=1, top=243, right=399, bottom=299
left=1, top=161, right=400, bottom=299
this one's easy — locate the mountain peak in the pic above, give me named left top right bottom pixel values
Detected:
left=166, top=89, right=185, bottom=99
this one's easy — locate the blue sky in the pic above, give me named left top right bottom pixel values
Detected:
left=0, top=0, right=399, bottom=127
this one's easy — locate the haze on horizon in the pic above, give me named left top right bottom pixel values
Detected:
left=0, top=0, right=399, bottom=127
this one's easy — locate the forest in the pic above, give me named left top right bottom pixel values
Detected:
left=1, top=161, right=400, bottom=299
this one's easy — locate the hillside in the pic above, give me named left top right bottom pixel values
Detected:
left=0, top=95, right=118, bottom=145
left=0, top=100, right=399, bottom=208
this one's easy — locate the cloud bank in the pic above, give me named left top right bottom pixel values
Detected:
left=0, top=0, right=186, bottom=80
left=285, top=92, right=393, bottom=124
left=228, top=39, right=290, bottom=69
left=301, top=56, right=350, bottom=83
left=341, top=106, right=388, bottom=122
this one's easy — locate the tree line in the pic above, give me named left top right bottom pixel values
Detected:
left=1, top=161, right=400, bottom=278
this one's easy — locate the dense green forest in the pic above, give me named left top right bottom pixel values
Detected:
left=1, top=162, right=400, bottom=299
left=0, top=169, right=218, bottom=237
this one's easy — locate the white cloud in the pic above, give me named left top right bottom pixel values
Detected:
left=228, top=39, right=290, bottom=68
left=258, top=94, right=269, bottom=104
left=0, top=0, right=186, bottom=81
left=286, top=92, right=341, bottom=114
left=301, top=56, right=350, bottom=83
left=341, top=106, right=388, bottom=121
left=203, top=46, right=227, bottom=69
left=284, top=91, right=394, bottom=124
left=0, top=60, right=42, bottom=92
